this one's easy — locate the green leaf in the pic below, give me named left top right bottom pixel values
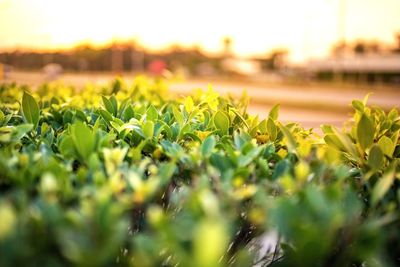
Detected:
left=269, top=104, right=280, bottom=120
left=13, top=124, right=33, bottom=141
left=201, top=135, right=216, bottom=158
left=99, top=109, right=113, bottom=123
left=158, top=162, right=176, bottom=184
left=59, top=135, right=76, bottom=158
left=231, top=109, right=249, bottom=130
left=371, top=165, right=395, bottom=205
left=357, top=114, right=374, bottom=150
left=71, top=121, right=96, bottom=160
left=332, top=128, right=359, bottom=160
left=272, top=159, right=290, bottom=180
left=233, top=130, right=251, bottom=150
left=102, top=95, right=116, bottom=116
left=238, top=146, right=263, bottom=167
left=142, top=120, right=154, bottom=139
left=123, top=104, right=135, bottom=121
left=0, top=124, right=33, bottom=143
left=324, top=134, right=346, bottom=151
left=368, top=145, right=383, bottom=171
left=21, top=91, right=40, bottom=127
left=109, top=95, right=118, bottom=115
left=378, top=136, right=395, bottom=157
left=213, top=111, right=230, bottom=135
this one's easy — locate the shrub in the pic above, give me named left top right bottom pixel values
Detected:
left=0, top=78, right=399, bottom=267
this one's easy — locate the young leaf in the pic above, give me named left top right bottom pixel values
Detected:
left=267, top=118, right=277, bottom=141
left=378, top=136, right=395, bottom=157
left=21, top=92, right=40, bottom=127
left=269, top=104, right=280, bottom=121
left=184, top=96, right=194, bottom=113
left=351, top=100, right=364, bottom=112
left=213, top=111, right=229, bottom=135
left=321, top=124, right=334, bottom=134
left=362, top=93, right=372, bottom=106
left=357, top=114, right=374, bottom=150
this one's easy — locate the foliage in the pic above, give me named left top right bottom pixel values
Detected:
left=0, top=78, right=399, bottom=267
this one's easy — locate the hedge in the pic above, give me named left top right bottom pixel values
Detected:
left=0, top=77, right=399, bottom=267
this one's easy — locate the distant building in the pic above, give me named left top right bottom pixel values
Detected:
left=306, top=54, right=400, bottom=84
left=0, top=63, right=12, bottom=80
left=43, top=63, right=63, bottom=81
left=221, top=58, right=261, bottom=76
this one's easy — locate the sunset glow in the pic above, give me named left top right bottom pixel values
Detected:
left=0, top=0, right=399, bottom=62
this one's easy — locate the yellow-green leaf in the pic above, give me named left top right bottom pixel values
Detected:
left=378, top=136, right=395, bottom=158
left=146, top=105, right=158, bottom=121
left=142, top=120, right=154, bottom=139
left=184, top=96, right=194, bottom=113
left=71, top=121, right=95, bottom=160
left=351, top=100, right=364, bottom=112
left=267, top=118, right=277, bottom=141
left=258, top=119, right=267, bottom=133
left=279, top=123, right=296, bottom=153
left=213, top=111, right=230, bottom=135
left=269, top=104, right=280, bottom=121
left=172, top=106, right=184, bottom=126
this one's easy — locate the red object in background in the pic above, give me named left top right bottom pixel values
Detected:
left=148, top=60, right=167, bottom=76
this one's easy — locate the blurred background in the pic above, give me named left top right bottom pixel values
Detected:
left=1, top=0, right=399, bottom=128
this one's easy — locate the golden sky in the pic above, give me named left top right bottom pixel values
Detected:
left=0, top=0, right=399, bottom=62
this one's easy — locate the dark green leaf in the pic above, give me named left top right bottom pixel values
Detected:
left=368, top=145, right=383, bottom=171
left=357, top=114, right=374, bottom=150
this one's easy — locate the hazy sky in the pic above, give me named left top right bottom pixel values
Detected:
left=0, top=0, right=399, bottom=62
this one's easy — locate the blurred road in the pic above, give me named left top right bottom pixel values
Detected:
left=2, top=71, right=400, bottom=129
